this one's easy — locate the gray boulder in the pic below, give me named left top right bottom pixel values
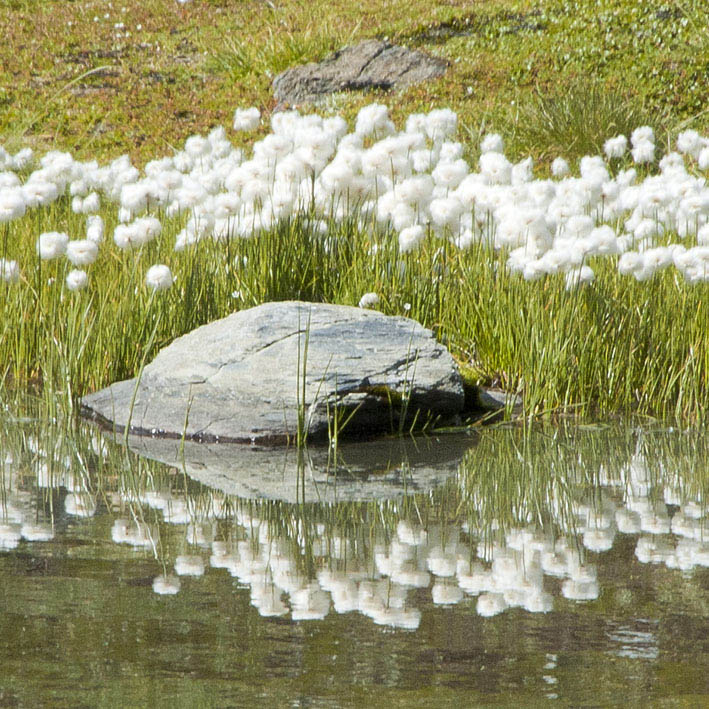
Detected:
left=272, top=39, right=447, bottom=105
left=81, top=301, right=465, bottom=444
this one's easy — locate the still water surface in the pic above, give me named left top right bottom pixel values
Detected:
left=0, top=417, right=707, bottom=707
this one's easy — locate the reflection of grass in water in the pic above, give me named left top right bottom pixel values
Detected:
left=456, top=422, right=709, bottom=545
left=2, top=408, right=708, bottom=577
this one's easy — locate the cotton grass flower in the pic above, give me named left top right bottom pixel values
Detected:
left=174, top=555, right=205, bottom=576
left=512, top=156, right=534, bottom=184
left=66, top=239, right=98, bottom=266
left=565, top=265, right=595, bottom=290
left=71, top=191, right=100, bottom=214
left=358, top=292, right=379, bottom=309
left=22, top=179, right=59, bottom=207
left=617, top=251, right=645, bottom=277
left=480, top=133, right=504, bottom=154
left=551, top=157, right=570, bottom=177
left=65, top=269, right=88, bottom=291
left=631, top=126, right=655, bottom=146
left=0, top=172, right=20, bottom=188
left=397, top=175, right=434, bottom=206
left=697, top=224, right=709, bottom=246
left=355, top=103, right=395, bottom=139
left=676, top=130, right=704, bottom=159
left=432, top=158, right=469, bottom=189
left=11, top=147, right=33, bottom=170
left=0, top=258, right=20, bottom=283
left=0, top=188, right=26, bottom=222
left=632, top=141, right=655, bottom=164
left=114, top=216, right=162, bottom=249
left=479, top=152, right=512, bottom=184
left=698, top=146, right=709, bottom=171
left=86, top=215, right=104, bottom=243
left=424, top=108, right=457, bottom=143
left=604, top=135, right=627, bottom=159
left=233, top=107, right=260, bottom=131
left=477, top=592, right=508, bottom=617
left=153, top=575, right=181, bottom=595
left=145, top=264, right=174, bottom=291
left=398, top=224, right=425, bottom=253
left=37, top=231, right=69, bottom=259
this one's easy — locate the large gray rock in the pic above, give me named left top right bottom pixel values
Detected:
left=272, top=39, right=447, bottom=105
left=81, top=301, right=465, bottom=444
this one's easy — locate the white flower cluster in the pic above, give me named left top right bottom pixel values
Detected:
left=2, top=106, right=709, bottom=294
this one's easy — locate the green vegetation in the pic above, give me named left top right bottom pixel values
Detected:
left=2, top=201, right=707, bottom=421
left=1, top=0, right=706, bottom=165
left=1, top=0, right=708, bottom=424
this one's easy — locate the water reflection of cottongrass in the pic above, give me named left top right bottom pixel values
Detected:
left=1, top=423, right=708, bottom=630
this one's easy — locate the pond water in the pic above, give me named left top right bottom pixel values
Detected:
left=0, top=413, right=707, bottom=707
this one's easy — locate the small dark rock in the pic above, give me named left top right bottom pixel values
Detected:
left=272, top=39, right=447, bottom=105
left=473, top=387, right=523, bottom=414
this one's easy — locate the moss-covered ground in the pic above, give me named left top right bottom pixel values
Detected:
left=2, top=0, right=707, bottom=166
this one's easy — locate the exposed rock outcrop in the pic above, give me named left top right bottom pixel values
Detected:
left=82, top=301, right=465, bottom=444
left=272, top=39, right=447, bottom=105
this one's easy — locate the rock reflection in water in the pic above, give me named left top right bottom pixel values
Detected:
left=125, top=432, right=475, bottom=503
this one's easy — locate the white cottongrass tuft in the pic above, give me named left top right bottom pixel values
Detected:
left=174, top=554, right=205, bottom=577
left=65, top=269, right=88, bottom=291
left=114, top=216, right=162, bottom=249
left=72, top=192, right=100, bottom=214
left=37, top=231, right=69, bottom=260
left=551, top=157, right=570, bottom=177
left=355, top=103, right=395, bottom=139
left=425, top=108, right=457, bottom=142
left=66, top=239, right=99, bottom=266
left=86, top=215, right=104, bottom=243
left=632, top=141, right=655, bottom=164
left=153, top=575, right=181, bottom=595
left=480, top=133, right=504, bottom=154
left=698, top=146, right=709, bottom=171
left=697, top=224, right=709, bottom=246
left=11, top=147, right=33, bottom=170
left=233, top=107, right=261, bottom=132
left=0, top=258, right=20, bottom=283
left=676, top=129, right=703, bottom=158
left=479, top=151, right=512, bottom=184
left=631, top=126, right=655, bottom=146
left=358, top=292, right=380, bottom=309
left=603, top=135, right=627, bottom=159
left=145, top=264, right=174, bottom=291
left=477, top=592, right=508, bottom=617
left=618, top=251, right=645, bottom=277
left=22, top=179, right=59, bottom=208
left=565, top=265, right=595, bottom=290
left=0, top=188, right=26, bottom=222
left=398, top=224, right=426, bottom=253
